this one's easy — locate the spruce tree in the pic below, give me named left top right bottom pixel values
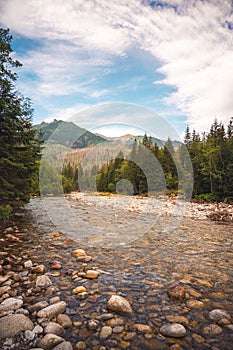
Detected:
left=0, top=28, right=42, bottom=218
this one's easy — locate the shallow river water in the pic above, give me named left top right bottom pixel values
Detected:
left=1, top=195, right=233, bottom=349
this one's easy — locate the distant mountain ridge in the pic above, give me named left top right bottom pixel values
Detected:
left=34, top=119, right=106, bottom=148
left=34, top=119, right=181, bottom=149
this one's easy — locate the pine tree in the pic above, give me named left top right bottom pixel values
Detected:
left=0, top=28, right=42, bottom=218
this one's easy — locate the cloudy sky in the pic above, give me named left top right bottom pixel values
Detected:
left=0, top=0, right=233, bottom=136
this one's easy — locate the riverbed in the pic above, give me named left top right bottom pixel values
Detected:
left=1, top=195, right=233, bottom=349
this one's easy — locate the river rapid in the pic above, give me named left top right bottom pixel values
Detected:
left=1, top=194, right=233, bottom=349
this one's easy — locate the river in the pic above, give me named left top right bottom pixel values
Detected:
left=1, top=195, right=233, bottom=349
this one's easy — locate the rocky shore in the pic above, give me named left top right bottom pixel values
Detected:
left=0, top=197, right=233, bottom=349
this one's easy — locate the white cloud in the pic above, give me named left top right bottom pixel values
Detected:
left=1, top=0, right=233, bottom=132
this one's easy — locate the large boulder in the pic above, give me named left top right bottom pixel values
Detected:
left=0, top=314, right=33, bottom=338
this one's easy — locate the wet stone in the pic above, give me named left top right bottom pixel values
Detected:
left=75, top=341, right=87, bottom=349
left=0, top=297, right=23, bottom=311
left=45, top=322, right=66, bottom=336
left=167, top=285, right=185, bottom=303
left=202, top=324, right=222, bottom=336
left=160, top=323, right=187, bottom=338
left=36, top=275, right=52, bottom=289
left=107, top=295, right=133, bottom=314
left=208, top=309, right=231, bottom=322
left=56, top=314, right=72, bottom=328
left=100, top=326, right=113, bottom=339
left=37, top=301, right=67, bottom=319
left=37, top=333, right=64, bottom=349
left=53, top=341, right=73, bottom=350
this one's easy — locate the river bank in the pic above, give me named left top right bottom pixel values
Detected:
left=0, top=195, right=233, bottom=349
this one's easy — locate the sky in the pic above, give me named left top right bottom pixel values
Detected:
left=0, top=0, right=233, bottom=137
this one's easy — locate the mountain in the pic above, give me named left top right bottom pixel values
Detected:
left=34, top=119, right=106, bottom=148
left=34, top=119, right=182, bottom=149
left=103, top=134, right=181, bottom=148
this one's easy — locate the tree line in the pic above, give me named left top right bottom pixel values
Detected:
left=61, top=119, right=233, bottom=202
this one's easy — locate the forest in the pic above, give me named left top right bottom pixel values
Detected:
left=61, top=118, right=233, bottom=202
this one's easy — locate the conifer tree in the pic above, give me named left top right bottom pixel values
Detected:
left=0, top=28, right=42, bottom=218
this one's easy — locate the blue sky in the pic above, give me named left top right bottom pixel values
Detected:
left=1, top=0, right=233, bottom=137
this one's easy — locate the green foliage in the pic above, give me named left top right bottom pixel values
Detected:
left=185, top=118, right=233, bottom=201
left=0, top=205, right=12, bottom=221
left=0, top=28, right=42, bottom=219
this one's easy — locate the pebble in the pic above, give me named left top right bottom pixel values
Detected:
left=202, top=324, right=222, bottom=336
left=36, top=275, right=52, bottom=289
left=37, top=301, right=67, bottom=319
left=187, top=299, right=204, bottom=308
left=87, top=319, right=99, bottom=331
left=100, top=325, right=113, bottom=339
left=56, top=313, right=72, bottom=328
left=0, top=297, right=23, bottom=311
left=31, top=264, right=46, bottom=273
left=107, top=295, right=133, bottom=314
left=53, top=341, right=73, bottom=350
left=208, top=309, right=231, bottom=322
left=167, top=285, right=185, bottom=302
left=38, top=334, right=65, bottom=349
left=75, top=341, right=87, bottom=349
left=72, top=249, right=87, bottom=258
left=50, top=261, right=62, bottom=270
left=160, top=323, right=187, bottom=338
left=113, top=325, right=124, bottom=333
left=72, top=286, right=87, bottom=294
left=45, top=322, right=66, bottom=336
left=24, top=260, right=33, bottom=268
left=24, top=329, right=35, bottom=340
left=85, top=270, right=99, bottom=279
left=133, top=324, right=153, bottom=332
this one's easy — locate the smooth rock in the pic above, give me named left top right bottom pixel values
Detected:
left=50, top=261, right=62, bottom=270
left=76, top=255, right=92, bottom=262
left=28, top=300, right=49, bottom=313
left=37, top=301, right=67, bottom=319
left=56, top=314, right=72, bottom=328
left=72, top=249, right=87, bottom=258
left=85, top=270, right=99, bottom=279
left=32, top=264, right=46, bottom=273
left=24, top=329, right=35, bottom=341
left=202, top=324, right=222, bottom=336
left=209, top=309, right=231, bottom=322
left=37, top=334, right=64, bottom=349
left=107, top=295, right=132, bottom=314
left=53, top=341, right=73, bottom=350
left=166, top=315, right=189, bottom=326
left=167, top=285, right=185, bottom=302
left=36, top=275, right=52, bottom=289
left=0, top=297, right=23, bottom=311
left=45, top=322, right=66, bottom=336
left=24, top=260, right=33, bottom=268
left=113, top=325, right=124, bottom=333
left=133, top=324, right=153, bottom=332
left=0, top=314, right=33, bottom=338
left=75, top=341, right=86, bottom=349
left=72, top=286, right=87, bottom=294
left=100, top=326, right=112, bottom=339
left=160, top=323, right=186, bottom=338
left=187, top=300, right=204, bottom=308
